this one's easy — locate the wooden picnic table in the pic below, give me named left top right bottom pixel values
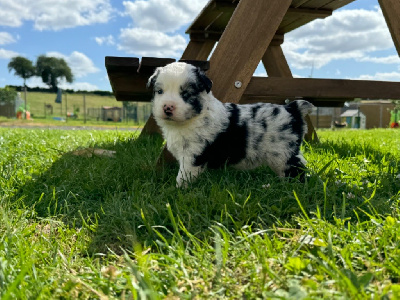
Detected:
left=106, top=0, right=400, bottom=144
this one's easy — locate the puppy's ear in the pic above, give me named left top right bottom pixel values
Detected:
left=194, top=68, right=212, bottom=94
left=147, top=68, right=160, bottom=89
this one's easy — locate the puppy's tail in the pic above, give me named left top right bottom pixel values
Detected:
left=288, top=100, right=314, bottom=117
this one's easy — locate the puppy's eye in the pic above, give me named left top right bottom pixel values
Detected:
left=157, top=89, right=164, bottom=95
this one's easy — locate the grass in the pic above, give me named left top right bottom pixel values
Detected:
left=0, top=128, right=399, bottom=299
left=0, top=116, right=143, bottom=129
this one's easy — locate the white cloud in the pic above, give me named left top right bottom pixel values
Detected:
left=95, top=35, right=115, bottom=46
left=116, top=0, right=208, bottom=57
left=0, top=32, right=16, bottom=45
left=46, top=51, right=100, bottom=78
left=356, top=55, right=400, bottom=65
left=27, top=76, right=99, bottom=91
left=0, top=0, right=113, bottom=31
left=283, top=8, right=395, bottom=70
left=254, top=70, right=267, bottom=77
left=59, top=81, right=99, bottom=91
left=118, top=28, right=187, bottom=57
left=26, top=76, right=49, bottom=88
left=123, top=0, right=207, bottom=33
left=353, top=72, right=400, bottom=81
left=0, top=48, right=19, bottom=59
left=113, top=0, right=209, bottom=57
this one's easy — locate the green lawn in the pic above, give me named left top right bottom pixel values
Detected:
left=0, top=128, right=399, bottom=299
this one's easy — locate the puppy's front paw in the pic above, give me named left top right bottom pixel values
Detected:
left=176, top=165, right=203, bottom=188
left=176, top=175, right=188, bottom=189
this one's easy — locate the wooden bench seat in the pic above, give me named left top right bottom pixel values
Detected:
left=106, top=56, right=209, bottom=102
left=106, top=56, right=400, bottom=108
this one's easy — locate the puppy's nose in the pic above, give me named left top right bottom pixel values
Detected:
left=163, top=104, right=175, bottom=116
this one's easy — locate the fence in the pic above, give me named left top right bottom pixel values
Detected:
left=86, top=103, right=152, bottom=124
left=0, top=102, right=15, bottom=118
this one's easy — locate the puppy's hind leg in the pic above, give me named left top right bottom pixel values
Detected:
left=284, top=154, right=307, bottom=181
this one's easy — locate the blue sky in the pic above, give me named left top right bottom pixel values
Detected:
left=0, top=0, right=399, bottom=92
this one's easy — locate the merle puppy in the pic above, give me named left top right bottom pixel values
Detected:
left=148, top=62, right=314, bottom=187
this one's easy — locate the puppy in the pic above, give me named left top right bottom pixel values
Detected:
left=148, top=62, right=314, bottom=187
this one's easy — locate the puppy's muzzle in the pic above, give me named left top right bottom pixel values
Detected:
left=163, top=104, right=175, bottom=117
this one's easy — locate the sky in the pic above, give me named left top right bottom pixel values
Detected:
left=0, top=0, right=399, bottom=92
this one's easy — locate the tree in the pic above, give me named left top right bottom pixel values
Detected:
left=36, top=55, right=73, bottom=92
left=8, top=56, right=35, bottom=88
left=392, top=100, right=400, bottom=110
left=8, top=56, right=35, bottom=118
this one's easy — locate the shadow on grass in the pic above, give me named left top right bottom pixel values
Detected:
left=13, top=135, right=400, bottom=254
left=307, top=138, right=399, bottom=215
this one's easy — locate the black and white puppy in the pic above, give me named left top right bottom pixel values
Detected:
left=148, top=62, right=314, bottom=187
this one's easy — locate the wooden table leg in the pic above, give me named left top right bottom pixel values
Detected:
left=182, top=40, right=216, bottom=61
left=207, top=0, right=291, bottom=103
left=379, top=0, right=400, bottom=56
left=304, top=114, right=319, bottom=143
left=141, top=114, right=162, bottom=136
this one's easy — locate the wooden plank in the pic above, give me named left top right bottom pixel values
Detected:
left=292, top=0, right=311, bottom=8
left=189, top=1, right=237, bottom=42
left=278, top=0, right=355, bottom=34
left=245, top=77, right=400, bottom=100
left=206, top=5, right=237, bottom=33
left=105, top=56, right=150, bottom=102
left=189, top=30, right=224, bottom=42
left=213, top=0, right=237, bottom=11
left=378, top=0, right=400, bottom=55
left=181, top=40, right=216, bottom=60
left=110, top=57, right=211, bottom=101
left=270, top=35, right=284, bottom=46
left=316, top=0, right=355, bottom=10
left=190, top=30, right=285, bottom=44
left=179, top=60, right=210, bottom=71
left=141, top=115, right=162, bottom=135
left=105, top=56, right=139, bottom=71
left=138, top=57, right=176, bottom=75
left=207, top=0, right=292, bottom=103
left=262, top=45, right=292, bottom=77
left=240, top=95, right=347, bottom=107
left=279, top=13, right=330, bottom=34
left=186, top=0, right=217, bottom=31
left=278, top=0, right=331, bottom=33
left=186, top=0, right=235, bottom=32
left=287, top=7, right=332, bottom=18
left=106, top=56, right=180, bottom=102
left=299, top=0, right=336, bottom=9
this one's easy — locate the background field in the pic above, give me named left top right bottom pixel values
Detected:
left=0, top=128, right=399, bottom=298
left=1, top=91, right=152, bottom=127
left=26, top=91, right=122, bottom=117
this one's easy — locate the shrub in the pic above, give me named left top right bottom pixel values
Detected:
left=0, top=87, right=17, bottom=103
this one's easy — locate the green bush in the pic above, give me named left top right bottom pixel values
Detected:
left=0, top=87, right=17, bottom=103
